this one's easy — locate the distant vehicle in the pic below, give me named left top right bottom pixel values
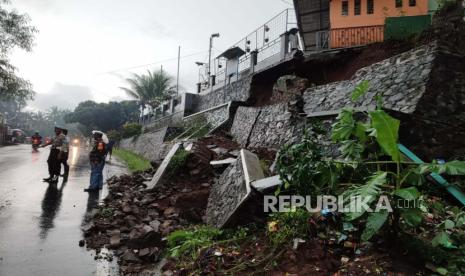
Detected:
left=31, top=134, right=42, bottom=151
left=44, top=137, right=52, bottom=145
left=72, top=137, right=80, bottom=147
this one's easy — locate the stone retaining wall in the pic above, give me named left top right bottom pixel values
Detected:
left=144, top=111, right=185, bottom=132
left=303, top=42, right=437, bottom=115
left=119, top=127, right=171, bottom=161
left=206, top=157, right=246, bottom=228
left=183, top=103, right=230, bottom=130
left=191, top=76, right=252, bottom=114
left=230, top=103, right=304, bottom=150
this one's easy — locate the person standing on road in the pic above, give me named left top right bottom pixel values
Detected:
left=106, top=140, right=115, bottom=161
left=59, top=128, right=70, bottom=180
left=42, top=126, right=65, bottom=183
left=84, top=130, right=107, bottom=192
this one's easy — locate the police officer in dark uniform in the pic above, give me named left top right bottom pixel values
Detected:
left=59, top=128, right=70, bottom=180
left=42, top=126, right=65, bottom=183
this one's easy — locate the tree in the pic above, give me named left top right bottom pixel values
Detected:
left=120, top=69, right=176, bottom=111
left=46, top=106, right=70, bottom=126
left=64, top=100, right=140, bottom=134
left=0, top=0, right=37, bottom=105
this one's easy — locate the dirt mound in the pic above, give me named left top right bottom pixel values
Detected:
left=82, top=140, right=219, bottom=275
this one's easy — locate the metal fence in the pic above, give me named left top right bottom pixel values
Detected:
left=211, top=9, right=298, bottom=88
left=316, top=25, right=384, bottom=50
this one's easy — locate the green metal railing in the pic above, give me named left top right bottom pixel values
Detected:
left=398, top=144, right=465, bottom=206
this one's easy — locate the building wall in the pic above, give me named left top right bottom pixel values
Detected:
left=329, top=0, right=429, bottom=47
left=330, top=0, right=429, bottom=29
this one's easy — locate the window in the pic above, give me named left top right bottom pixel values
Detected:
left=367, top=0, right=374, bottom=14
left=409, top=0, right=416, bottom=6
left=395, top=0, right=402, bottom=8
left=354, top=0, right=361, bottom=15
left=342, top=0, right=348, bottom=16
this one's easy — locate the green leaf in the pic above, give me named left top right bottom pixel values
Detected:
left=400, top=208, right=423, bottom=227
left=443, top=160, right=465, bottom=175
left=351, top=80, right=370, bottom=102
left=332, top=109, right=356, bottom=142
left=354, top=122, right=368, bottom=142
left=343, top=172, right=386, bottom=221
left=419, top=160, right=465, bottom=175
left=436, top=267, right=448, bottom=275
left=394, top=187, right=421, bottom=200
left=339, top=140, right=364, bottom=160
left=361, top=210, right=388, bottom=241
left=432, top=231, right=457, bottom=248
left=443, top=219, right=455, bottom=230
left=369, top=110, right=400, bottom=162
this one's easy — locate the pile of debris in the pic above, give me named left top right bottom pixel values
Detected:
left=81, top=135, right=244, bottom=275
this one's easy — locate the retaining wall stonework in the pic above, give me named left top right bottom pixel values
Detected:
left=119, top=127, right=172, bottom=161
left=303, top=43, right=437, bottom=115
left=144, top=111, right=184, bottom=132
left=301, top=34, right=465, bottom=160
left=191, top=76, right=253, bottom=114
left=204, top=105, right=229, bottom=127
left=230, top=102, right=305, bottom=150
left=230, top=106, right=261, bottom=147
left=206, top=157, right=246, bottom=228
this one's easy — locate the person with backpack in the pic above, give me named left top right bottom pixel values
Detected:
left=84, top=130, right=107, bottom=192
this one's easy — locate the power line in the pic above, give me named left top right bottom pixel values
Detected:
left=96, top=50, right=208, bottom=75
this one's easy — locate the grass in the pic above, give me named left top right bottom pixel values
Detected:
left=166, top=149, right=190, bottom=176
left=113, top=148, right=151, bottom=172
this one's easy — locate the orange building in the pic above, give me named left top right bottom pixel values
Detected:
left=329, top=0, right=430, bottom=48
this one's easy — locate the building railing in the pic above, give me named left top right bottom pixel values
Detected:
left=316, top=25, right=385, bottom=50
left=207, top=8, right=299, bottom=90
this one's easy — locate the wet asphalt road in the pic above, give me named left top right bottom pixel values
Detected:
left=0, top=144, right=127, bottom=276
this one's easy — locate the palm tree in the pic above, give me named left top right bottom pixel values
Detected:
left=120, top=69, right=176, bottom=112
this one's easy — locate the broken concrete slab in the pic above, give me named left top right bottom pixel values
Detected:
left=209, top=158, right=237, bottom=167
left=241, top=149, right=265, bottom=186
left=206, top=149, right=265, bottom=228
left=211, top=147, right=229, bottom=156
left=251, top=175, right=282, bottom=193
left=145, top=142, right=181, bottom=189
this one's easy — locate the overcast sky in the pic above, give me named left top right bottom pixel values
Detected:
left=9, top=0, right=292, bottom=111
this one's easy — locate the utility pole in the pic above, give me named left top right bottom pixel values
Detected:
left=208, top=33, right=220, bottom=86
left=176, top=45, right=180, bottom=95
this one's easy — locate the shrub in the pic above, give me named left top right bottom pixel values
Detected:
left=167, top=226, right=222, bottom=259
left=166, top=149, right=190, bottom=176
left=266, top=208, right=311, bottom=247
left=120, top=123, right=142, bottom=138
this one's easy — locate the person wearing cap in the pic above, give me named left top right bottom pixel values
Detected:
left=59, top=128, right=70, bottom=180
left=84, top=130, right=107, bottom=192
left=42, top=126, right=66, bottom=183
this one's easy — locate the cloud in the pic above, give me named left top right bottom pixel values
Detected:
left=28, top=83, right=94, bottom=111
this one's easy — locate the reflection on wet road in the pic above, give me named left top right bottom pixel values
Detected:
left=0, top=145, right=127, bottom=276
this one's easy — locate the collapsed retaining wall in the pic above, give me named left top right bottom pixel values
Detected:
left=230, top=102, right=304, bottom=150
left=120, top=103, right=232, bottom=161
